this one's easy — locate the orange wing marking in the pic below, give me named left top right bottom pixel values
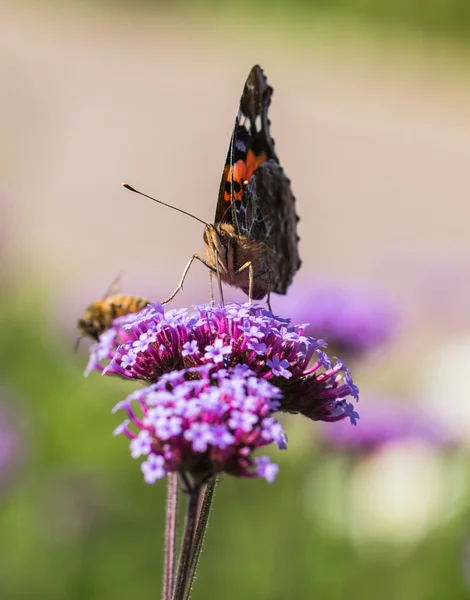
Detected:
left=223, top=150, right=267, bottom=202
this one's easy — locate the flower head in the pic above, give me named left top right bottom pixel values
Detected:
left=87, top=302, right=359, bottom=484
left=277, top=279, right=397, bottom=360
left=319, top=396, right=454, bottom=451
left=88, top=302, right=358, bottom=423
left=113, top=365, right=285, bottom=483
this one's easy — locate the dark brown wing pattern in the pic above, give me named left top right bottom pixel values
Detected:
left=242, top=159, right=300, bottom=294
left=213, top=64, right=300, bottom=296
left=214, top=65, right=277, bottom=231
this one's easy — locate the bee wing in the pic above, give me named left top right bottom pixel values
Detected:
left=102, top=272, right=123, bottom=300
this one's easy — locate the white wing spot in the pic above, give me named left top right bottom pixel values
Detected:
left=238, top=111, right=252, bottom=132
left=255, top=115, right=262, bottom=132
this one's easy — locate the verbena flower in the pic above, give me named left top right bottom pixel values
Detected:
left=318, top=397, right=454, bottom=452
left=113, top=365, right=284, bottom=483
left=86, top=302, right=359, bottom=483
left=277, top=279, right=397, bottom=359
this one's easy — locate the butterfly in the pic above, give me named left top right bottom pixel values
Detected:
left=124, top=65, right=301, bottom=308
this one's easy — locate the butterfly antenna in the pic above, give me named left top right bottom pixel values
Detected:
left=122, top=183, right=209, bottom=227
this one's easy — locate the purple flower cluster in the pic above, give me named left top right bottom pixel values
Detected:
left=114, top=365, right=284, bottom=483
left=86, top=302, right=359, bottom=484
left=318, top=397, right=453, bottom=452
left=278, top=280, right=397, bottom=359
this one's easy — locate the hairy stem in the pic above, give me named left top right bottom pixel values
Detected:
left=163, top=473, right=179, bottom=600
left=183, top=478, right=218, bottom=600
left=172, top=483, right=202, bottom=600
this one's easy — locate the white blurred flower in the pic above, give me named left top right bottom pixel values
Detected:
left=305, top=439, right=465, bottom=554
left=348, top=441, right=448, bottom=547
left=416, top=334, right=470, bottom=445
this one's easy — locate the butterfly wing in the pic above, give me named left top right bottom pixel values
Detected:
left=243, top=159, right=301, bottom=294
left=215, top=65, right=300, bottom=294
left=215, top=65, right=277, bottom=233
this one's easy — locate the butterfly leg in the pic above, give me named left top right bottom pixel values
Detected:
left=208, top=271, right=214, bottom=305
left=161, top=254, right=217, bottom=305
left=234, top=261, right=254, bottom=303
left=266, top=290, right=272, bottom=312
left=214, top=253, right=226, bottom=307
left=208, top=268, right=226, bottom=306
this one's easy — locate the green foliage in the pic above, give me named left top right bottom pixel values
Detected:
left=86, top=0, right=470, bottom=41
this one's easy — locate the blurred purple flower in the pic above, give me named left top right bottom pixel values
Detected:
left=277, top=279, right=397, bottom=359
left=380, top=252, right=470, bottom=329
left=86, top=302, right=359, bottom=484
left=0, top=397, right=23, bottom=490
left=319, top=398, right=453, bottom=451
left=0, top=422, right=17, bottom=479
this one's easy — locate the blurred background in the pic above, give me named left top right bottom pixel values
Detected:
left=1, top=0, right=470, bottom=598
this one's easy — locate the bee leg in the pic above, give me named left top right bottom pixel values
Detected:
left=74, top=335, right=84, bottom=353
left=234, top=261, right=254, bottom=304
left=162, top=254, right=217, bottom=305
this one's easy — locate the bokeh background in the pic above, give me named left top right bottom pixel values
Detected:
left=1, top=0, right=470, bottom=598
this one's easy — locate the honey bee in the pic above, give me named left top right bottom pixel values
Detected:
left=76, top=275, right=149, bottom=343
